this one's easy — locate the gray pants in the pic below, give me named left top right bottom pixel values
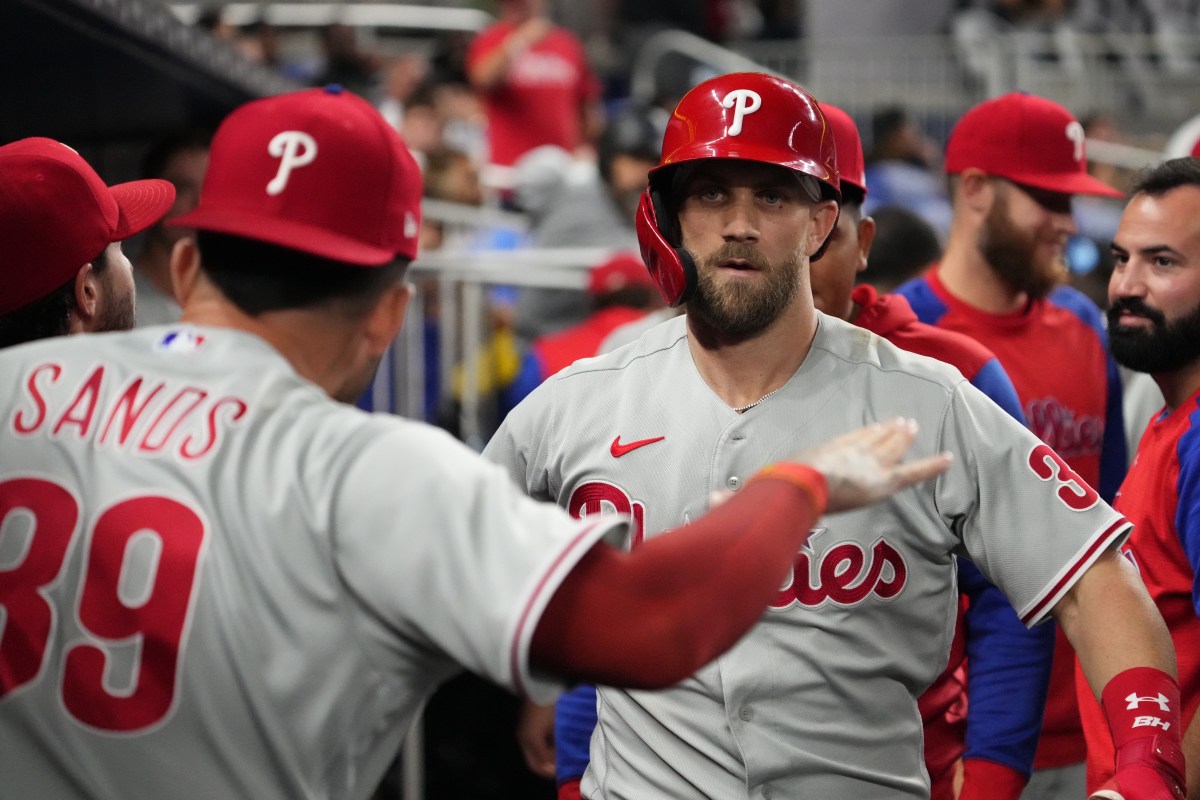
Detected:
left=1020, top=762, right=1087, bottom=800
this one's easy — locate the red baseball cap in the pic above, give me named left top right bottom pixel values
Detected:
left=0, top=137, right=175, bottom=315
left=945, top=92, right=1122, bottom=198
left=172, top=85, right=422, bottom=265
left=820, top=102, right=867, bottom=198
left=587, top=252, right=655, bottom=296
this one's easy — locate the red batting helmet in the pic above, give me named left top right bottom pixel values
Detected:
left=636, top=72, right=840, bottom=306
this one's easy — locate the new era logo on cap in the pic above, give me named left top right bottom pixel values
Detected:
left=944, top=92, right=1123, bottom=198
left=172, top=85, right=423, bottom=267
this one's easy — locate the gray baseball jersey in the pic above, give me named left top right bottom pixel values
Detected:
left=485, top=313, right=1130, bottom=799
left=0, top=325, right=623, bottom=800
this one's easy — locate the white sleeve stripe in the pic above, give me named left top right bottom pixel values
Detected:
left=508, top=518, right=611, bottom=698
left=1019, top=516, right=1132, bottom=626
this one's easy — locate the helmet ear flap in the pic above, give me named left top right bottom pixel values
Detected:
left=636, top=189, right=696, bottom=307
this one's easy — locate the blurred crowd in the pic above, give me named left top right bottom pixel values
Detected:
left=179, top=0, right=1147, bottom=422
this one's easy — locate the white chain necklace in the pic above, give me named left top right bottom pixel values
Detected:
left=732, top=386, right=782, bottom=413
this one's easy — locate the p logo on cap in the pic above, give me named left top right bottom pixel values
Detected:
left=172, top=86, right=423, bottom=266
left=266, top=131, right=318, bottom=196
left=944, top=92, right=1123, bottom=198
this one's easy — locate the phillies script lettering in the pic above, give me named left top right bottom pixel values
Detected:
left=1025, top=397, right=1102, bottom=460
left=770, top=535, right=907, bottom=609
left=11, top=362, right=247, bottom=461
left=568, top=481, right=646, bottom=547
left=567, top=482, right=908, bottom=608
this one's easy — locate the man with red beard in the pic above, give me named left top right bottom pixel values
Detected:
left=0, top=137, right=175, bottom=347
left=897, top=92, right=1129, bottom=800
left=487, top=74, right=1181, bottom=800
left=1078, top=156, right=1200, bottom=798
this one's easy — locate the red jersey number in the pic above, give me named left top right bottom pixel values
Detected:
left=1028, top=443, right=1100, bottom=511
left=0, top=478, right=206, bottom=732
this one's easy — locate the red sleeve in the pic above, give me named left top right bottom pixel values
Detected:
left=531, top=472, right=824, bottom=688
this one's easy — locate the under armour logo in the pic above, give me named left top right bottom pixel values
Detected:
left=1065, top=120, right=1086, bottom=162
left=722, top=89, right=762, bottom=136
left=266, top=131, right=318, bottom=196
left=1125, top=692, right=1171, bottom=713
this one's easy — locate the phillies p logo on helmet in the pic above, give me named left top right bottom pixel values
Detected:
left=722, top=89, right=762, bottom=136
left=635, top=72, right=841, bottom=307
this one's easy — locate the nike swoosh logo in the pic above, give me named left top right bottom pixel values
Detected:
left=610, top=435, right=666, bottom=458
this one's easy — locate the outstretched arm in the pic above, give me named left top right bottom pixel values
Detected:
left=531, top=419, right=951, bottom=688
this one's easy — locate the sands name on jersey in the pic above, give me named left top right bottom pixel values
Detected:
left=11, top=361, right=247, bottom=461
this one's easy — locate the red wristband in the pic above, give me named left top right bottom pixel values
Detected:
left=1100, top=667, right=1185, bottom=789
left=958, top=758, right=1028, bottom=800
left=751, top=462, right=829, bottom=515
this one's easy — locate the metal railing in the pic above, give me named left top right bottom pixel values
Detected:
left=168, top=2, right=492, bottom=32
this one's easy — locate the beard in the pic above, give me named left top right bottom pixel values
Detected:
left=686, top=242, right=801, bottom=340
left=1108, top=296, right=1200, bottom=374
left=978, top=194, right=1067, bottom=299
left=96, top=267, right=136, bottom=333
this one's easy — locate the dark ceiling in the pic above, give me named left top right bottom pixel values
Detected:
left=0, top=0, right=298, bottom=147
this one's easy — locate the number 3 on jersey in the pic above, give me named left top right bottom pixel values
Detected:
left=1028, top=443, right=1100, bottom=511
left=0, top=477, right=206, bottom=732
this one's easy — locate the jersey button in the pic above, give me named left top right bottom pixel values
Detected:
left=739, top=706, right=754, bottom=721
left=726, top=476, right=741, bottom=490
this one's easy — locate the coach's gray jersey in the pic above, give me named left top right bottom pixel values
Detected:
left=485, top=313, right=1129, bottom=799
left=0, top=326, right=622, bottom=800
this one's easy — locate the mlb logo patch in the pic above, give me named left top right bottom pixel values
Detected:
left=156, top=329, right=206, bottom=353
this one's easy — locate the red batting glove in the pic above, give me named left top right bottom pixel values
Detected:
left=1089, top=667, right=1186, bottom=800
left=958, top=758, right=1028, bottom=800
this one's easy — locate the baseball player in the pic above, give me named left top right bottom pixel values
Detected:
left=895, top=92, right=1130, bottom=796
left=1078, top=156, right=1200, bottom=796
left=0, top=137, right=176, bottom=347
left=485, top=72, right=1184, bottom=799
left=0, top=86, right=948, bottom=800
left=545, top=100, right=1057, bottom=800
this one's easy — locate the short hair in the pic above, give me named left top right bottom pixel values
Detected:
left=840, top=185, right=866, bottom=210
left=141, top=130, right=212, bottom=180
left=598, top=105, right=666, bottom=186
left=864, top=205, right=942, bottom=293
left=0, top=245, right=109, bottom=348
left=1129, top=157, right=1200, bottom=197
left=196, top=231, right=408, bottom=318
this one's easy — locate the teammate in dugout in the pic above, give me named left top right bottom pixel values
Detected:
left=1077, top=156, right=1200, bottom=796
left=0, top=86, right=950, bottom=800
left=484, top=72, right=1185, bottom=799
left=894, top=93, right=1130, bottom=798
left=0, top=137, right=176, bottom=347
